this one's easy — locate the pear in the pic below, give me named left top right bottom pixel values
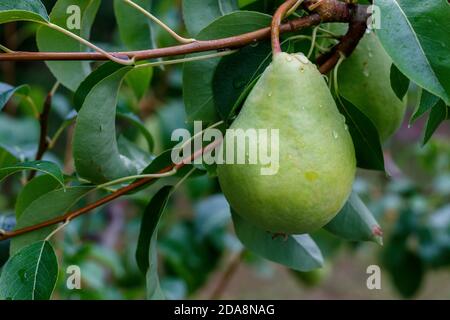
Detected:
left=328, top=24, right=407, bottom=141
left=217, top=52, right=356, bottom=235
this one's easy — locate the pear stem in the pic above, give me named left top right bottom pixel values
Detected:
left=271, top=0, right=300, bottom=56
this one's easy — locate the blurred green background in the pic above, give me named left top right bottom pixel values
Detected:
left=0, top=0, right=449, bottom=300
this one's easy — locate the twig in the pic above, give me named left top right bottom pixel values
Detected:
left=316, top=4, right=369, bottom=73
left=0, top=12, right=354, bottom=62
left=0, top=138, right=222, bottom=241
left=210, top=250, right=245, bottom=300
left=28, top=82, right=59, bottom=181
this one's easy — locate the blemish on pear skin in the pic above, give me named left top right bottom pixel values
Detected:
left=305, top=171, right=319, bottom=182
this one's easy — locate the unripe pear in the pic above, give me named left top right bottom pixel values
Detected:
left=217, top=52, right=356, bottom=235
left=330, top=24, right=407, bottom=141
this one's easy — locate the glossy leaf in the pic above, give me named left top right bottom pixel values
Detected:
left=0, top=241, right=58, bottom=300
left=183, top=11, right=271, bottom=123
left=11, top=186, right=93, bottom=254
left=117, top=136, right=153, bottom=173
left=15, top=175, right=61, bottom=219
left=125, top=66, right=153, bottom=102
left=375, top=0, right=450, bottom=104
left=74, top=62, right=128, bottom=111
left=36, top=0, right=101, bottom=91
left=390, top=64, right=410, bottom=101
left=337, top=97, right=385, bottom=171
left=232, top=210, right=324, bottom=271
left=114, top=0, right=154, bottom=50
left=0, top=144, right=18, bottom=168
left=410, top=90, right=440, bottom=124
left=0, top=83, right=30, bottom=111
left=73, top=66, right=137, bottom=184
left=182, top=0, right=238, bottom=37
left=136, top=186, right=173, bottom=274
left=423, top=100, right=449, bottom=145
left=117, top=110, right=155, bottom=152
left=324, top=192, right=383, bottom=245
left=213, top=39, right=272, bottom=120
left=0, top=0, right=49, bottom=24
left=0, top=161, right=65, bottom=188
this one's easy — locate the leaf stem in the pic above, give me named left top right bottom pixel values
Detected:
left=45, top=22, right=135, bottom=65
left=135, top=50, right=238, bottom=69
left=271, top=0, right=300, bottom=56
left=122, top=0, right=196, bottom=44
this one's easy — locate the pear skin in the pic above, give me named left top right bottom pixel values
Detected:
left=217, top=52, right=356, bottom=235
left=330, top=24, right=407, bottom=141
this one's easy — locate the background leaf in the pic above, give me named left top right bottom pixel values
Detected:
left=390, top=64, right=410, bottom=101
left=375, top=0, right=450, bottom=104
left=337, top=97, right=385, bottom=171
left=410, top=90, right=440, bottom=124
left=324, top=192, right=383, bottom=244
left=36, top=0, right=101, bottom=91
left=423, top=100, right=449, bottom=145
left=0, top=241, right=58, bottom=300
left=0, top=0, right=49, bottom=24
left=182, top=0, right=238, bottom=37
left=0, top=161, right=64, bottom=188
left=136, top=186, right=173, bottom=274
left=11, top=186, right=93, bottom=254
left=114, top=0, right=155, bottom=50
left=15, top=175, right=61, bottom=219
left=232, top=211, right=324, bottom=271
left=0, top=83, right=30, bottom=111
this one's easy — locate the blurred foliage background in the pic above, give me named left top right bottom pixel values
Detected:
left=0, top=0, right=449, bottom=299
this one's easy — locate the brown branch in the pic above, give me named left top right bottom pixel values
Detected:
left=0, top=139, right=222, bottom=242
left=210, top=250, right=245, bottom=300
left=27, top=85, right=56, bottom=180
left=0, top=0, right=371, bottom=242
left=317, top=3, right=370, bottom=73
left=0, top=11, right=353, bottom=62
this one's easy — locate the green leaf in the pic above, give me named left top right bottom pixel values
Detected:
left=125, top=66, right=153, bottom=102
left=73, top=65, right=137, bottom=184
left=117, top=110, right=155, bottom=152
left=182, top=0, right=238, bottom=37
left=114, top=0, right=155, bottom=50
left=0, top=83, right=30, bottom=111
left=74, top=62, right=128, bottom=111
left=0, top=161, right=65, bottom=189
left=15, top=175, right=61, bottom=219
left=324, top=192, right=383, bottom=245
left=11, top=186, right=93, bottom=254
left=390, top=64, right=409, bottom=101
left=136, top=186, right=173, bottom=274
left=183, top=11, right=271, bottom=123
left=231, top=210, right=323, bottom=271
left=213, top=40, right=272, bottom=120
left=0, top=0, right=49, bottom=24
left=117, top=136, right=153, bottom=173
left=36, top=0, right=100, bottom=91
left=0, top=241, right=58, bottom=300
left=423, top=100, right=449, bottom=145
left=0, top=144, right=18, bottom=168
left=375, top=0, right=450, bottom=104
left=410, top=90, right=440, bottom=124
left=337, top=97, right=385, bottom=171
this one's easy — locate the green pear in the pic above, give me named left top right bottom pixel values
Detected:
left=217, top=52, right=356, bottom=235
left=329, top=24, right=407, bottom=141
